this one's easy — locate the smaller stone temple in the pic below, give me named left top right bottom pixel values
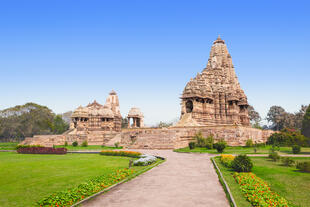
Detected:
left=127, top=107, right=144, bottom=128
left=71, top=90, right=122, bottom=132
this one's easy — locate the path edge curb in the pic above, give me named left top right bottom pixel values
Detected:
left=211, top=157, right=237, bottom=207
left=71, top=156, right=165, bottom=207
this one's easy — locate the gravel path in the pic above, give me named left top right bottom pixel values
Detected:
left=82, top=150, right=229, bottom=207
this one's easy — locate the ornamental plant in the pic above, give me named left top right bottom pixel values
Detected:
left=189, top=142, right=196, bottom=150
left=245, top=139, right=253, bottom=147
left=292, top=145, right=301, bottom=154
left=214, top=140, right=227, bottom=153
left=100, top=150, right=141, bottom=158
left=268, top=152, right=280, bottom=162
left=220, top=154, right=235, bottom=168
left=232, top=155, right=253, bottom=172
left=17, top=147, right=67, bottom=154
left=296, top=161, right=310, bottom=173
left=81, top=140, right=88, bottom=147
left=233, top=172, right=289, bottom=207
left=72, top=141, right=78, bottom=147
left=134, top=155, right=157, bottom=166
left=281, top=157, right=295, bottom=167
left=37, top=168, right=135, bottom=207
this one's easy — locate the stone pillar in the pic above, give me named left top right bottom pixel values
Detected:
left=133, top=118, right=136, bottom=128
left=128, top=117, right=130, bottom=128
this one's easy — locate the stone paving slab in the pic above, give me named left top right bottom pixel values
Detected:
left=82, top=150, right=229, bottom=207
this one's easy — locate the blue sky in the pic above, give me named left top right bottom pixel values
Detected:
left=0, top=0, right=309, bottom=126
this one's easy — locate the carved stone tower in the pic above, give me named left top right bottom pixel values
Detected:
left=179, top=36, right=250, bottom=126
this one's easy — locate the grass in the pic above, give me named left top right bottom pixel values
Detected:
left=0, top=142, right=18, bottom=150
left=55, top=145, right=122, bottom=151
left=0, top=152, right=155, bottom=207
left=175, top=145, right=310, bottom=155
left=214, top=156, right=310, bottom=207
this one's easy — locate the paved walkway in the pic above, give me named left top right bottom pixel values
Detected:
left=82, top=150, right=229, bottom=207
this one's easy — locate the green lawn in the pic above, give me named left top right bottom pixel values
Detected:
left=0, top=152, right=152, bottom=207
left=0, top=142, right=18, bottom=150
left=55, top=145, right=122, bottom=151
left=175, top=145, right=310, bottom=155
left=214, top=156, right=310, bottom=207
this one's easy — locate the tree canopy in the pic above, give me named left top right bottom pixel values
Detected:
left=266, top=105, right=308, bottom=131
left=0, top=103, right=69, bottom=140
left=302, top=105, right=310, bottom=138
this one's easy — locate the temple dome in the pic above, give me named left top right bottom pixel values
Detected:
left=98, top=106, right=114, bottom=118
left=128, top=107, right=143, bottom=118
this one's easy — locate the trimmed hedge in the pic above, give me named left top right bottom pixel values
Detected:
left=17, top=147, right=67, bottom=154
left=100, top=150, right=141, bottom=158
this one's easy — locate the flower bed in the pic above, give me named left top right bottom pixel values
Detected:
left=17, top=146, right=67, bottom=154
left=37, top=168, right=134, bottom=207
left=220, top=154, right=235, bottom=168
left=100, top=150, right=141, bottom=158
left=134, top=155, right=157, bottom=166
left=233, top=172, right=289, bottom=207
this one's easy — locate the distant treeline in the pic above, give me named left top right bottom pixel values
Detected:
left=0, top=103, right=69, bottom=141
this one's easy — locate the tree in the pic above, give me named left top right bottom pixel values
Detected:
left=248, top=105, right=261, bottom=127
left=52, top=115, right=69, bottom=134
left=266, top=106, right=286, bottom=131
left=294, top=105, right=308, bottom=129
left=157, top=121, right=173, bottom=128
left=0, top=103, right=68, bottom=140
left=121, top=117, right=128, bottom=128
left=302, top=105, right=310, bottom=138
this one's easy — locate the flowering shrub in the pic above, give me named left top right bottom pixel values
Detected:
left=17, top=146, right=67, bottom=154
left=37, top=168, right=135, bottom=207
left=220, top=154, right=235, bottom=168
left=100, top=150, right=141, bottom=158
left=134, top=155, right=157, bottom=166
left=233, top=172, right=289, bottom=207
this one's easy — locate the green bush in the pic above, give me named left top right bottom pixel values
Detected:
left=206, top=135, right=214, bottom=149
left=245, top=139, right=253, bottom=147
left=64, top=141, right=68, bottom=146
left=195, top=132, right=207, bottom=147
left=72, top=141, right=78, bottom=147
left=267, top=129, right=309, bottom=147
left=296, top=161, right=310, bottom=173
left=268, top=152, right=280, bottom=162
left=281, top=157, right=295, bottom=167
left=232, top=155, right=253, bottom=172
left=100, top=150, right=141, bottom=158
left=81, top=141, right=88, bottom=147
left=189, top=142, right=196, bottom=150
left=114, top=142, right=120, bottom=148
left=292, top=145, right=301, bottom=154
left=213, top=140, right=227, bottom=153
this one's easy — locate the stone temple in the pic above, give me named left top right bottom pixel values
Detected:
left=21, top=37, right=274, bottom=149
left=179, top=36, right=250, bottom=126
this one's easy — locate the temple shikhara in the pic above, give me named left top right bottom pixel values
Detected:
left=179, top=36, right=250, bottom=126
left=71, top=91, right=122, bottom=132
left=21, top=37, right=273, bottom=149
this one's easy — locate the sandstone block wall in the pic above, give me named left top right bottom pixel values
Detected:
left=20, top=126, right=274, bottom=149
